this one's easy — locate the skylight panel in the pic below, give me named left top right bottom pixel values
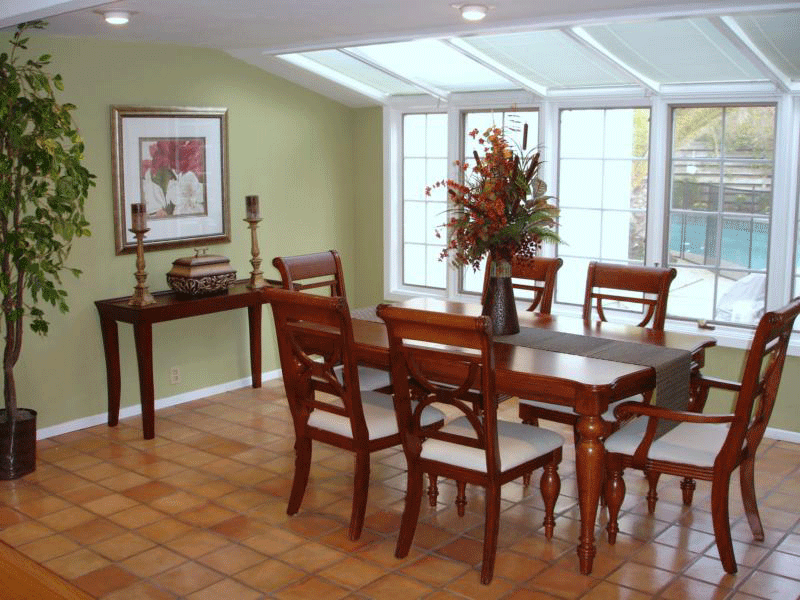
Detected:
left=732, top=11, right=800, bottom=81
left=347, top=39, right=518, bottom=92
left=583, top=18, right=766, bottom=84
left=463, top=30, right=635, bottom=89
left=301, top=50, right=421, bottom=95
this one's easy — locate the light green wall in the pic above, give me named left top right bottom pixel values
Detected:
left=14, top=34, right=363, bottom=430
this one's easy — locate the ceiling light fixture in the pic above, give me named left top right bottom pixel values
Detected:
left=103, top=10, right=130, bottom=25
left=454, top=4, right=490, bottom=22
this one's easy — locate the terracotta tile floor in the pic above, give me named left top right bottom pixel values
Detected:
left=2, top=380, right=799, bottom=599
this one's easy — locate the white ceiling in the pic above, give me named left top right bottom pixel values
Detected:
left=3, top=0, right=800, bottom=107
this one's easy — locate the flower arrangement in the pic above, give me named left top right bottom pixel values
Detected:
left=428, top=125, right=559, bottom=271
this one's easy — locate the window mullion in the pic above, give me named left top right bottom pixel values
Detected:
left=445, top=105, right=462, bottom=298
left=647, top=97, right=668, bottom=266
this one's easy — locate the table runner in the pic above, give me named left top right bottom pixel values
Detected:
left=353, top=306, right=690, bottom=433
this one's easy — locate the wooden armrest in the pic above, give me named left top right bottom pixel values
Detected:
left=696, top=374, right=742, bottom=393
left=614, top=401, right=736, bottom=425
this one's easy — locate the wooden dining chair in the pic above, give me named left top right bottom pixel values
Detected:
left=264, top=287, right=445, bottom=540
left=377, top=304, right=563, bottom=584
left=272, top=250, right=391, bottom=392
left=481, top=254, right=563, bottom=314
left=603, top=297, right=800, bottom=573
left=519, top=261, right=677, bottom=432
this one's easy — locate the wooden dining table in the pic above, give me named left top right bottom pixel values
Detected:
left=348, top=297, right=716, bottom=575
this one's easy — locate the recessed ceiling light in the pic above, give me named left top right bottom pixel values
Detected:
left=103, top=10, right=130, bottom=25
left=453, top=3, right=490, bottom=22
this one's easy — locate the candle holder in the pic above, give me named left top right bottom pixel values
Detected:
left=245, top=217, right=266, bottom=289
left=128, top=227, right=156, bottom=306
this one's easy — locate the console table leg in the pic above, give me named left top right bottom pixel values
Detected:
left=132, top=321, right=156, bottom=439
left=575, top=412, right=605, bottom=575
left=248, top=304, right=262, bottom=388
left=99, top=316, right=121, bottom=427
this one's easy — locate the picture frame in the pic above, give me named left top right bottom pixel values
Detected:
left=111, top=106, right=230, bottom=254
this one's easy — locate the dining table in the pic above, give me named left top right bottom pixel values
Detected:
left=348, top=297, right=716, bottom=575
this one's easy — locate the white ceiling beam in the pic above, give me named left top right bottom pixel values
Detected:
left=708, top=16, right=792, bottom=93
left=338, top=48, right=450, bottom=102
left=0, top=0, right=103, bottom=28
left=564, top=26, right=660, bottom=94
left=441, top=38, right=547, bottom=97
left=276, top=54, right=389, bottom=103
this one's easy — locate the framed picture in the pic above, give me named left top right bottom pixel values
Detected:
left=111, top=106, right=230, bottom=254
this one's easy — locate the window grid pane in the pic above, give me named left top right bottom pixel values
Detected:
left=556, top=107, right=651, bottom=307
left=460, top=109, right=539, bottom=295
left=667, top=105, right=775, bottom=326
left=402, top=113, right=447, bottom=290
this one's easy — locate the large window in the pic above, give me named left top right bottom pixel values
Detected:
left=556, top=108, right=651, bottom=305
left=666, top=105, right=775, bottom=325
left=402, top=113, right=447, bottom=289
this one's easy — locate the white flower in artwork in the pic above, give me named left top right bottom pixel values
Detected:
left=142, top=170, right=167, bottom=214
left=167, top=171, right=204, bottom=215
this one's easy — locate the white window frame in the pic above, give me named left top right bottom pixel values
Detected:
left=384, top=90, right=800, bottom=351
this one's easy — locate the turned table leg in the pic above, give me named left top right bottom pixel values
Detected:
left=132, top=321, right=156, bottom=440
left=575, top=412, right=605, bottom=575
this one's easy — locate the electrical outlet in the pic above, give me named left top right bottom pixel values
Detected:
left=169, top=366, right=181, bottom=385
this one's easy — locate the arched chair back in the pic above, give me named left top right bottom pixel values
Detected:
left=582, top=262, right=677, bottom=330
left=272, top=250, right=347, bottom=297
left=482, top=254, right=563, bottom=314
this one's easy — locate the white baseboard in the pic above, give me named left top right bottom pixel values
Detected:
left=37, top=369, right=283, bottom=440
left=764, top=426, right=800, bottom=445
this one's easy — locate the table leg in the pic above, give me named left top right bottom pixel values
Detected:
left=132, top=321, right=156, bottom=440
left=98, top=315, right=121, bottom=427
left=575, top=412, right=605, bottom=575
left=248, top=304, right=262, bottom=388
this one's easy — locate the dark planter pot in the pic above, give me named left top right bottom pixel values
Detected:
left=481, top=259, right=520, bottom=335
left=0, top=408, right=37, bottom=480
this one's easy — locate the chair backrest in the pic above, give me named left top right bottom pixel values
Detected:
left=582, top=262, right=677, bottom=330
left=377, top=305, right=503, bottom=475
left=724, top=297, right=800, bottom=463
left=264, top=287, right=367, bottom=440
left=272, top=250, right=347, bottom=297
left=482, top=254, right=563, bottom=314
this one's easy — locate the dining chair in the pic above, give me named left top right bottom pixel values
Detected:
left=603, top=297, right=800, bottom=573
left=264, top=287, right=445, bottom=540
left=377, top=303, right=564, bottom=584
left=519, top=261, right=677, bottom=431
left=272, top=250, right=391, bottom=392
left=481, top=254, right=563, bottom=314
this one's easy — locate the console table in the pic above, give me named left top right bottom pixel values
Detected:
left=95, top=280, right=276, bottom=439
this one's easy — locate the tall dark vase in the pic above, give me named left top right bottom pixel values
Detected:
left=481, top=258, right=519, bottom=335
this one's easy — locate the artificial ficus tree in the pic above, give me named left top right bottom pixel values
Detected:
left=0, top=20, right=94, bottom=428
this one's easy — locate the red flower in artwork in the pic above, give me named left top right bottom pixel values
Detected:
left=429, top=126, right=560, bottom=271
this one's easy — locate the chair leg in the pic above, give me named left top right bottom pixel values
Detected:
left=711, top=474, right=737, bottom=574
left=605, top=461, right=625, bottom=545
left=645, top=469, right=661, bottom=514
left=348, top=451, right=370, bottom=541
left=287, top=436, right=312, bottom=516
left=396, top=464, right=424, bottom=558
left=540, top=461, right=560, bottom=539
left=522, top=471, right=531, bottom=487
left=681, top=477, right=696, bottom=506
left=739, top=456, right=764, bottom=541
left=456, top=481, right=467, bottom=517
left=427, top=474, right=439, bottom=507
left=480, top=484, right=501, bottom=585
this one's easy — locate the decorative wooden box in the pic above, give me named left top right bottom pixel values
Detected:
left=166, top=251, right=236, bottom=296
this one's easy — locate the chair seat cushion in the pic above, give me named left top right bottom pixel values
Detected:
left=519, top=394, right=644, bottom=422
left=334, top=364, right=392, bottom=391
left=420, top=417, right=563, bottom=473
left=308, top=391, right=444, bottom=441
left=605, top=417, right=730, bottom=468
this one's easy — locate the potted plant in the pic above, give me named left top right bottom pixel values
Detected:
left=0, top=21, right=94, bottom=479
left=428, top=124, right=560, bottom=334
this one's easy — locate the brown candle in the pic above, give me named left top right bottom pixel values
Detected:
left=131, top=203, right=147, bottom=230
left=245, top=195, right=260, bottom=219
